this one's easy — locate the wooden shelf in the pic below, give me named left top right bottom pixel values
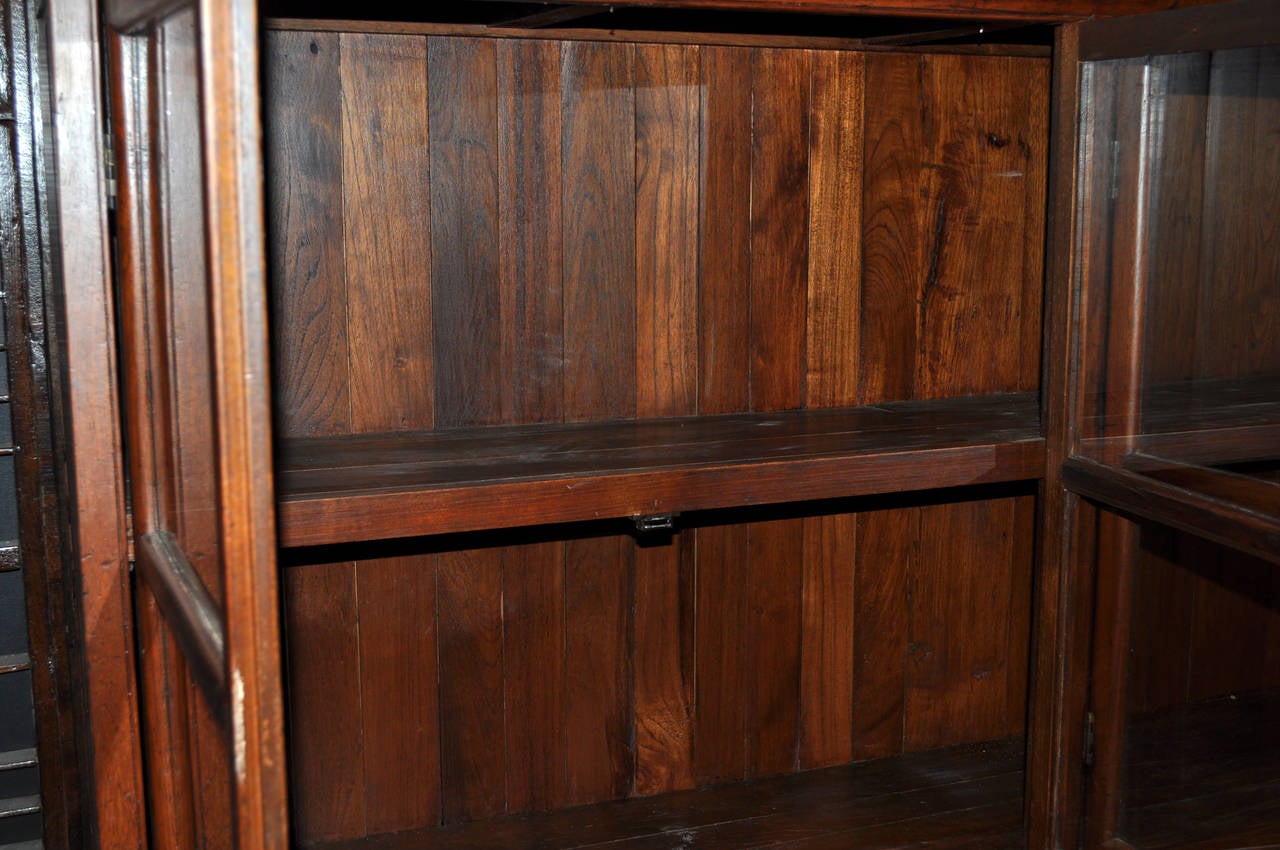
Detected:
left=277, top=392, right=1043, bottom=547
left=1084, top=376, right=1280, bottom=467
left=308, top=738, right=1028, bottom=850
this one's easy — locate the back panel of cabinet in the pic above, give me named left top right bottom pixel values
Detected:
left=262, top=28, right=1048, bottom=843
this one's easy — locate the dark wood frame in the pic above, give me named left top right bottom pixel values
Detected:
left=30, top=0, right=1277, bottom=848
left=1052, top=5, right=1280, bottom=846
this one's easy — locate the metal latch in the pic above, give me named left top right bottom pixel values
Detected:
left=633, top=513, right=676, bottom=534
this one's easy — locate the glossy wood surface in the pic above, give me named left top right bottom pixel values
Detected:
left=469, top=0, right=1222, bottom=24
left=264, top=31, right=1048, bottom=841
left=1, top=0, right=83, bottom=843
left=279, top=397, right=1043, bottom=545
left=43, top=0, right=148, bottom=846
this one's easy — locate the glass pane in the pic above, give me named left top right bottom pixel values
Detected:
left=1121, top=529, right=1280, bottom=848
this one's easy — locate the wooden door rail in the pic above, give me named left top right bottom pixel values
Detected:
left=1062, top=455, right=1280, bottom=565
left=135, top=531, right=228, bottom=714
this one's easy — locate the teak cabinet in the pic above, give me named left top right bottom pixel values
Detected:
left=33, top=0, right=1279, bottom=847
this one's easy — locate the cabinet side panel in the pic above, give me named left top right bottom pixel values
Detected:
left=263, top=30, right=350, bottom=437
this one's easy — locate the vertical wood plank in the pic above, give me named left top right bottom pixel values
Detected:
left=284, top=563, right=364, bottom=843
left=498, top=38, right=564, bottom=426
left=800, top=50, right=863, bottom=772
left=562, top=41, right=636, bottom=422
left=745, top=516, right=804, bottom=777
left=636, top=43, right=700, bottom=420
left=859, top=53, right=925, bottom=406
left=564, top=534, right=635, bottom=805
left=341, top=33, right=433, bottom=434
left=698, top=46, right=752, bottom=417
left=264, top=31, right=363, bottom=844
left=429, top=36, right=502, bottom=428
left=264, top=30, right=349, bottom=437
left=851, top=508, right=914, bottom=760
left=693, top=520, right=749, bottom=785
left=633, top=42, right=699, bottom=797
left=1005, top=494, right=1037, bottom=737
left=634, top=537, right=695, bottom=796
left=806, top=51, right=864, bottom=410
left=1019, top=60, right=1050, bottom=394
left=438, top=549, right=506, bottom=823
left=742, top=48, right=809, bottom=781
left=356, top=556, right=440, bottom=834
left=691, top=46, right=753, bottom=789
left=852, top=52, right=922, bottom=766
left=799, top=512, right=856, bottom=769
left=503, top=540, right=567, bottom=813
left=906, top=499, right=1016, bottom=750
left=338, top=33, right=442, bottom=836
left=749, top=48, right=809, bottom=412
left=915, top=55, right=1037, bottom=399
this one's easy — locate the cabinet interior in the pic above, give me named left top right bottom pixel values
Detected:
left=245, top=7, right=1280, bottom=847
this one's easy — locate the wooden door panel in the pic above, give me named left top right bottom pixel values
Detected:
left=105, top=0, right=286, bottom=847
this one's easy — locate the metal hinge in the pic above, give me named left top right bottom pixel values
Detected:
left=104, top=131, right=118, bottom=210
left=1083, top=711, right=1096, bottom=769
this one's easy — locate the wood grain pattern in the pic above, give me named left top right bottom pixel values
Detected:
left=284, top=562, right=364, bottom=843
left=634, top=43, right=698, bottom=796
left=437, top=548, right=506, bottom=823
left=264, top=30, right=349, bottom=437
left=915, top=55, right=1035, bottom=399
left=339, top=33, right=442, bottom=836
left=799, top=51, right=863, bottom=771
left=799, top=512, right=856, bottom=769
left=693, top=521, right=750, bottom=786
left=698, top=46, right=753, bottom=417
left=859, top=53, right=925, bottom=405
left=749, top=49, right=809, bottom=413
left=562, top=41, right=637, bottom=422
left=564, top=534, right=635, bottom=805
left=503, top=540, right=568, bottom=812
left=341, top=33, right=433, bottom=433
left=357, top=556, right=441, bottom=833
left=498, top=39, right=564, bottom=425
left=429, top=37, right=502, bottom=428
left=907, top=498, right=1017, bottom=749
left=636, top=43, right=700, bottom=420
left=806, top=51, right=865, bottom=409
left=851, top=507, right=914, bottom=759
left=259, top=32, right=1054, bottom=837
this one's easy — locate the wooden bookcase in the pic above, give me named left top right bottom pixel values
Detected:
left=32, top=0, right=1279, bottom=848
